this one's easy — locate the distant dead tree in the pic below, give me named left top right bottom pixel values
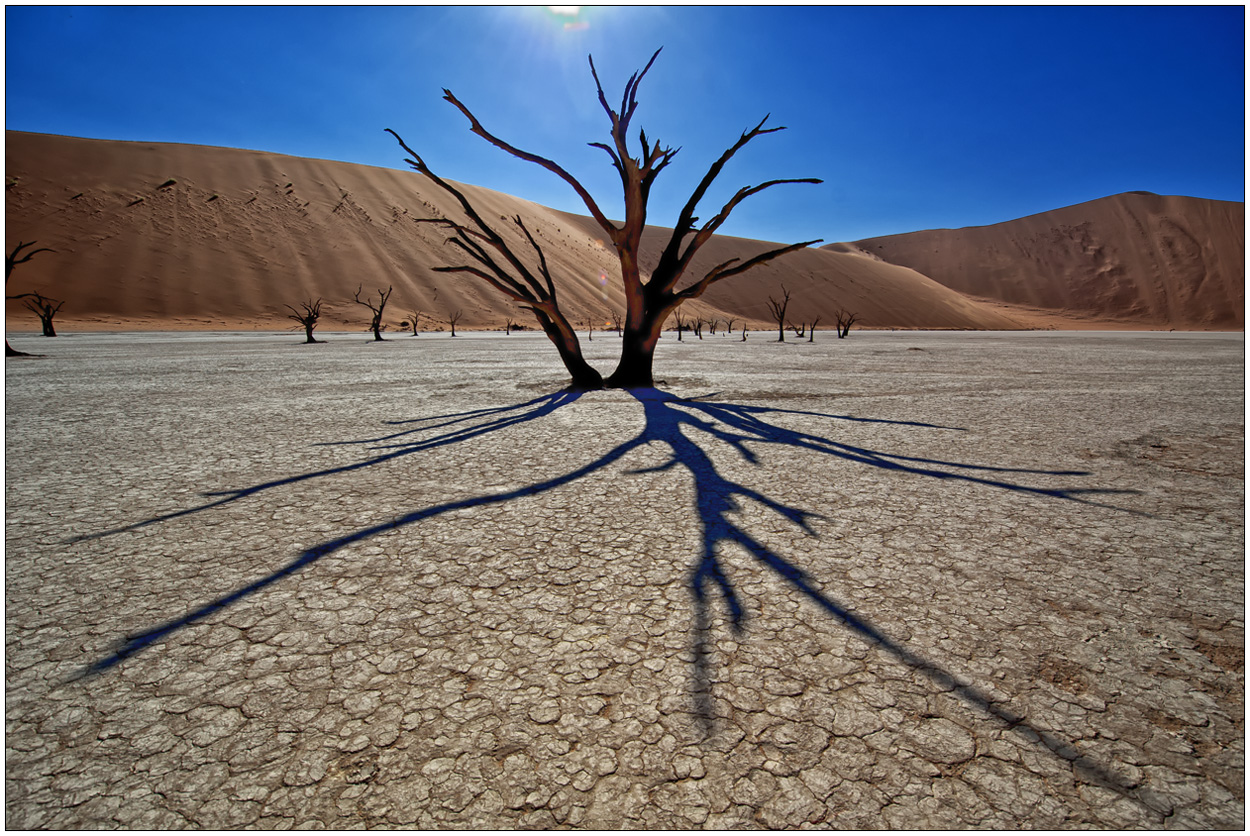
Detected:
left=284, top=298, right=324, bottom=344
left=448, top=309, right=463, bottom=336
left=808, top=315, right=820, bottom=342
left=673, top=309, right=688, bottom=342
left=353, top=285, right=392, bottom=341
left=742, top=326, right=748, bottom=341
left=6, top=241, right=55, bottom=356
left=21, top=292, right=64, bottom=337
left=835, top=308, right=859, bottom=338
left=767, top=285, right=792, bottom=342
left=693, top=318, right=705, bottom=340
left=725, top=317, right=737, bottom=336
left=404, top=310, right=422, bottom=336
left=610, top=310, right=623, bottom=336
left=387, top=48, right=821, bottom=389
left=585, top=316, right=595, bottom=341
left=790, top=322, right=806, bottom=339
left=504, top=316, right=516, bottom=335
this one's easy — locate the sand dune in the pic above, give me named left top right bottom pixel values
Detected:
left=6, top=132, right=1240, bottom=333
left=852, top=192, right=1244, bottom=329
left=6, top=131, right=1022, bottom=333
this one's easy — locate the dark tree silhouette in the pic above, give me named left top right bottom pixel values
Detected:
left=21, top=292, right=64, bottom=337
left=790, top=322, right=806, bottom=339
left=504, top=316, right=517, bottom=335
left=808, top=316, right=820, bottom=343
left=835, top=308, right=859, bottom=338
left=447, top=309, right=463, bottom=337
left=610, top=310, right=623, bottom=336
left=353, top=285, right=392, bottom=341
left=673, top=309, right=688, bottom=342
left=6, top=241, right=55, bottom=356
left=284, top=298, right=324, bottom=344
left=767, top=285, right=792, bottom=343
left=406, top=310, right=422, bottom=336
left=725, top=317, right=738, bottom=336
left=387, top=48, right=822, bottom=389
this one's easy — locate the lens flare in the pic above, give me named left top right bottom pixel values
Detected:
left=545, top=5, right=588, bottom=30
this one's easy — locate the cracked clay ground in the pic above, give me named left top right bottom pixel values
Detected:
left=5, top=329, right=1244, bottom=829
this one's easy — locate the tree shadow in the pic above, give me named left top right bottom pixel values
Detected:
left=629, top=390, right=1142, bottom=794
left=73, top=387, right=1144, bottom=797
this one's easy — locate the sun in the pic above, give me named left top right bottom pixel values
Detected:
left=543, top=5, right=588, bottom=30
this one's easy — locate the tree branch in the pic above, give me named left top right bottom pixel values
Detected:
left=435, top=92, right=620, bottom=241
left=674, top=239, right=823, bottom=303
left=652, top=115, right=822, bottom=293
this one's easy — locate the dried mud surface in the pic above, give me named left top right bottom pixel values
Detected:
left=5, top=330, right=1244, bottom=829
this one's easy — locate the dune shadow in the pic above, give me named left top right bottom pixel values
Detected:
left=75, top=386, right=1144, bottom=797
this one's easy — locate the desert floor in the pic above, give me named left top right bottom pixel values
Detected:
left=5, top=329, right=1244, bottom=829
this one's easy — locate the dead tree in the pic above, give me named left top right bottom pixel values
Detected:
left=407, top=310, right=422, bottom=336
left=673, top=310, right=688, bottom=342
left=808, top=316, right=820, bottom=343
left=610, top=310, right=623, bottom=336
left=835, top=309, right=859, bottom=339
left=725, top=317, right=737, bottom=336
left=6, top=241, right=55, bottom=356
left=767, top=285, right=792, bottom=343
left=387, top=48, right=821, bottom=389
left=505, top=316, right=516, bottom=335
left=448, top=309, right=463, bottom=337
left=585, top=316, right=595, bottom=341
left=21, top=292, right=64, bottom=337
left=790, top=322, right=806, bottom=339
left=693, top=318, right=704, bottom=340
left=284, top=298, right=324, bottom=344
left=353, top=285, right=392, bottom=341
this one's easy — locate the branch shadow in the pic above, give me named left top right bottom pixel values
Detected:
left=631, top=390, right=1142, bottom=795
left=73, top=386, right=1144, bottom=798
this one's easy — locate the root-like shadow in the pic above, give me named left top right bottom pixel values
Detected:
left=67, top=391, right=582, bottom=543
left=76, top=387, right=1143, bottom=798
left=634, top=391, right=1139, bottom=793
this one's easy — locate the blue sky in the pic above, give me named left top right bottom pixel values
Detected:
left=5, top=6, right=1244, bottom=243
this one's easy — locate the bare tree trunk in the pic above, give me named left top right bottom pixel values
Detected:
left=533, top=309, right=604, bottom=390
left=6, top=242, right=55, bottom=356
left=285, top=298, right=323, bottom=343
left=354, top=286, right=392, bottom=341
left=767, top=285, right=791, bottom=343
left=835, top=309, right=858, bottom=338
left=611, top=316, right=668, bottom=389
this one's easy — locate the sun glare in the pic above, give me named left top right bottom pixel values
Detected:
left=544, top=5, right=589, bottom=31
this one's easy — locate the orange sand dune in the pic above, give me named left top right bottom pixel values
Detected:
left=851, top=192, right=1244, bottom=329
left=5, top=131, right=1022, bottom=333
